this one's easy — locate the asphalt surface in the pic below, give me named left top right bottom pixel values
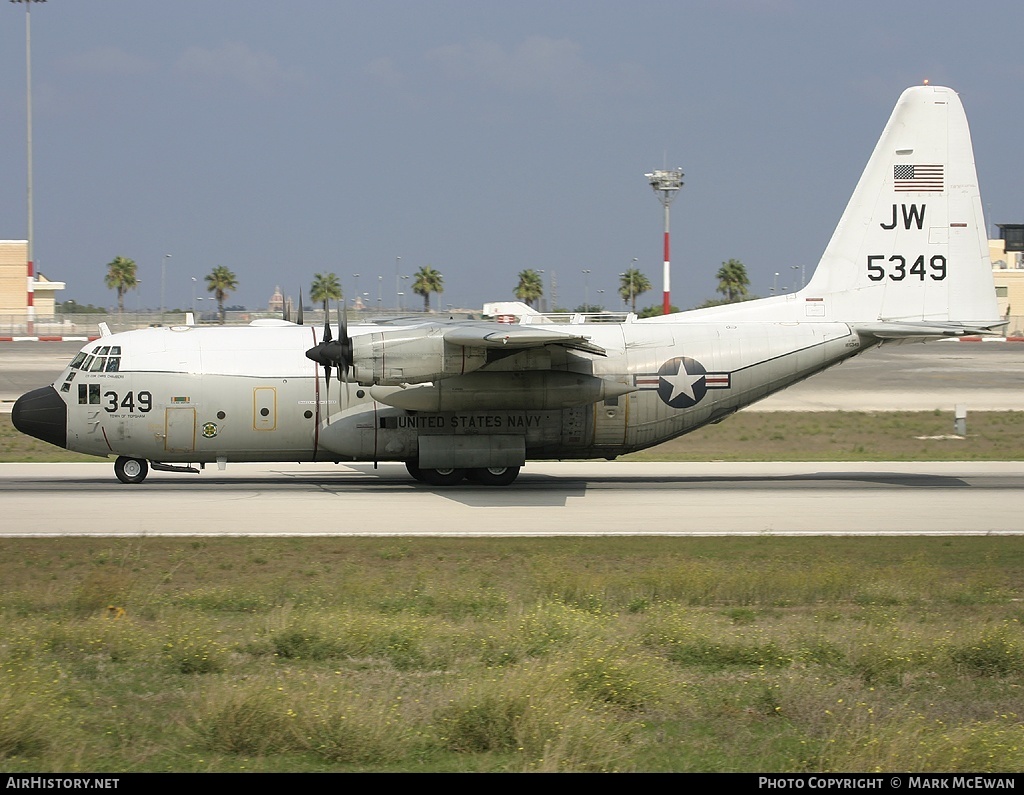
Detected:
left=1, top=461, right=1021, bottom=536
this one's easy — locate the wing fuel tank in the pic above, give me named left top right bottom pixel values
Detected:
left=369, top=371, right=635, bottom=411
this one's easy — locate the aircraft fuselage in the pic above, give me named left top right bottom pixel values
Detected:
left=26, top=319, right=864, bottom=471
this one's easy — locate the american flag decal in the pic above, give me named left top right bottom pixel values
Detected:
left=894, top=164, right=944, bottom=192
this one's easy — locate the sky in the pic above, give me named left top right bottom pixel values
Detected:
left=1, top=0, right=1022, bottom=314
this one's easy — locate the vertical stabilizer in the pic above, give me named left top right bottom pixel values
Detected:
left=804, top=85, right=998, bottom=326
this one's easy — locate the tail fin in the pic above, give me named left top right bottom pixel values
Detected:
left=805, top=85, right=998, bottom=327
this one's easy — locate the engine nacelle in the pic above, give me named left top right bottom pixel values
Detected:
left=369, top=371, right=635, bottom=411
left=349, top=328, right=487, bottom=386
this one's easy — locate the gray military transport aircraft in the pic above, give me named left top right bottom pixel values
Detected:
left=12, top=85, right=1002, bottom=486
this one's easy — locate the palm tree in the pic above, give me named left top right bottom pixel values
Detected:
left=310, top=272, right=343, bottom=313
left=618, top=268, right=651, bottom=312
left=104, top=256, right=138, bottom=314
left=205, top=265, right=238, bottom=324
left=412, top=265, right=444, bottom=312
left=514, top=269, right=544, bottom=308
left=716, top=259, right=750, bottom=303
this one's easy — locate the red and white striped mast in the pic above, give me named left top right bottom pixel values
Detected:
left=645, top=168, right=684, bottom=315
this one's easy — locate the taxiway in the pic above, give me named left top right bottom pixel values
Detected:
left=2, top=461, right=1022, bottom=537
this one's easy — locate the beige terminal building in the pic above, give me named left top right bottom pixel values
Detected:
left=0, top=240, right=64, bottom=327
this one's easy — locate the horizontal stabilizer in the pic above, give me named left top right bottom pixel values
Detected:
left=853, top=321, right=1008, bottom=340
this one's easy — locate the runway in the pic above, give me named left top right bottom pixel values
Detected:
left=3, top=461, right=1023, bottom=537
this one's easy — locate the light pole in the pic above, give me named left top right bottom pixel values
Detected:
left=160, top=253, right=171, bottom=319
left=645, top=168, right=684, bottom=315
left=377, top=275, right=382, bottom=311
left=581, top=269, right=591, bottom=311
left=772, top=272, right=779, bottom=295
left=13, top=1, right=46, bottom=334
left=352, top=273, right=360, bottom=308
left=191, top=276, right=197, bottom=315
left=395, top=256, right=401, bottom=309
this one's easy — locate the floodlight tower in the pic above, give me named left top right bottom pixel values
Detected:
left=645, top=167, right=684, bottom=315
left=13, top=0, right=46, bottom=333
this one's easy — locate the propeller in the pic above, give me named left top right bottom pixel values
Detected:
left=305, top=300, right=355, bottom=420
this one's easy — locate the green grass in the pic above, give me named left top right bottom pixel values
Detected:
left=2, top=537, right=1024, bottom=772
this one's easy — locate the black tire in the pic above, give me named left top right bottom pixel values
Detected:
left=467, top=466, right=520, bottom=486
left=419, top=467, right=467, bottom=486
left=114, top=456, right=149, bottom=484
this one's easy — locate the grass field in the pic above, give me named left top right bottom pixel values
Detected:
left=2, top=411, right=1023, bottom=772
left=1, top=537, right=1023, bottom=773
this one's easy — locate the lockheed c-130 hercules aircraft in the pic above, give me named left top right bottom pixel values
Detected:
left=12, top=85, right=1003, bottom=486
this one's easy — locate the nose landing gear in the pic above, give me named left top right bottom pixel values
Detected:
left=114, top=456, right=149, bottom=484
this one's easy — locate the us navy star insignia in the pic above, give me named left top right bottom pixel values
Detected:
left=633, top=357, right=732, bottom=409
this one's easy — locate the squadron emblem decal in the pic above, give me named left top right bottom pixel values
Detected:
left=202, top=422, right=218, bottom=438
left=635, top=357, right=732, bottom=409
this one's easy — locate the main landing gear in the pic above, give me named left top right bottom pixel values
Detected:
left=405, top=461, right=520, bottom=487
left=114, top=456, right=149, bottom=484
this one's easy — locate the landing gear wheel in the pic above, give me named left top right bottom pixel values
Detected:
left=419, top=467, right=467, bottom=486
left=405, top=461, right=426, bottom=482
left=114, top=456, right=149, bottom=484
left=467, top=466, right=521, bottom=486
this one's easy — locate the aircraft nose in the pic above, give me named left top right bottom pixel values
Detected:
left=11, top=385, right=68, bottom=449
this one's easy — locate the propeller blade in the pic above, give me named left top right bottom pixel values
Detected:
left=323, top=361, right=331, bottom=423
left=339, top=299, right=352, bottom=382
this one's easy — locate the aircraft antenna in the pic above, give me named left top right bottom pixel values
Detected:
left=645, top=167, right=684, bottom=315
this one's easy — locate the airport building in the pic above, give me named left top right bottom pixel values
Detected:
left=0, top=240, right=64, bottom=327
left=990, top=237, right=1024, bottom=336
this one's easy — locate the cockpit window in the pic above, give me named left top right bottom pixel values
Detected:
left=71, top=349, right=122, bottom=373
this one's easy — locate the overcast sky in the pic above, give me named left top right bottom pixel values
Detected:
left=1, top=1, right=1021, bottom=313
